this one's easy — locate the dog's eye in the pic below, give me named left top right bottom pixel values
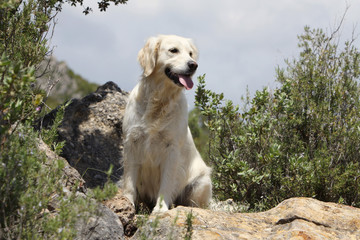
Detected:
left=169, top=48, right=179, bottom=54
left=189, top=52, right=193, bottom=57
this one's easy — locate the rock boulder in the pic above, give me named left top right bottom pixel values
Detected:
left=38, top=81, right=128, bottom=188
left=134, top=197, right=360, bottom=239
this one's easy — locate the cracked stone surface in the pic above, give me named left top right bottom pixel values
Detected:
left=133, top=197, right=360, bottom=240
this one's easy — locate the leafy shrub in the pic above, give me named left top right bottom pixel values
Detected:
left=195, top=25, right=360, bottom=211
left=0, top=0, right=118, bottom=238
left=188, top=108, right=209, bottom=159
left=0, top=55, right=110, bottom=239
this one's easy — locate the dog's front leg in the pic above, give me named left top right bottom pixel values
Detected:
left=152, top=153, right=179, bottom=213
left=122, top=141, right=139, bottom=206
left=122, top=163, right=138, bottom=206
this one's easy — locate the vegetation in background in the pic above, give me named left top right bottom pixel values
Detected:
left=188, top=108, right=209, bottom=160
left=43, top=66, right=99, bottom=109
left=67, top=69, right=98, bottom=96
left=194, top=24, right=360, bottom=211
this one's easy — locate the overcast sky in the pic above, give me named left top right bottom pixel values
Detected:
left=51, top=0, right=360, bottom=108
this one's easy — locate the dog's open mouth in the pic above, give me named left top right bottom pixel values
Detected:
left=165, top=68, right=194, bottom=90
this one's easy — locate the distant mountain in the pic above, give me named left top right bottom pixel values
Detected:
left=36, top=56, right=98, bottom=109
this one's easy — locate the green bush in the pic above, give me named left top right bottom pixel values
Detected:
left=0, top=0, right=119, bottom=238
left=0, top=54, right=107, bottom=239
left=188, top=108, right=209, bottom=159
left=195, top=26, right=360, bottom=211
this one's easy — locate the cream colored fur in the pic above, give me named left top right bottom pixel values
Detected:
left=122, top=35, right=212, bottom=213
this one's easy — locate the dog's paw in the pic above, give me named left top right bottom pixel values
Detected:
left=122, top=193, right=136, bottom=207
left=152, top=201, right=169, bottom=214
left=152, top=207, right=168, bottom=214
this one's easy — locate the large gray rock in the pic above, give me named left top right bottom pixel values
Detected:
left=39, top=81, right=128, bottom=188
left=75, top=203, right=124, bottom=240
left=36, top=81, right=136, bottom=238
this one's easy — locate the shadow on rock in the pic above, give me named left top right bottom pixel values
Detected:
left=37, top=81, right=129, bottom=188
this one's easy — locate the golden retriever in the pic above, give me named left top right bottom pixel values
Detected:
left=122, top=35, right=212, bottom=213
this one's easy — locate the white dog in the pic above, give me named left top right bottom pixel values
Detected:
left=122, top=35, right=212, bottom=213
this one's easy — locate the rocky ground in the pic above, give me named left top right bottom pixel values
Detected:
left=133, top=197, right=360, bottom=239
left=37, top=81, right=360, bottom=240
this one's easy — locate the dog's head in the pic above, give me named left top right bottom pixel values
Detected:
left=138, top=35, right=199, bottom=90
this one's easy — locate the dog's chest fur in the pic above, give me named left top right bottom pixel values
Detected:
left=131, top=88, right=188, bottom=200
left=141, top=93, right=187, bottom=160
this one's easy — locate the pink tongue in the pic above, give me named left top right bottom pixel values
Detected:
left=178, top=75, right=194, bottom=90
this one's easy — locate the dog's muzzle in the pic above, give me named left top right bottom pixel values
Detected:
left=165, top=61, right=198, bottom=90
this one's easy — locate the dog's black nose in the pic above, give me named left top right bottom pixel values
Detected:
left=188, top=61, right=198, bottom=71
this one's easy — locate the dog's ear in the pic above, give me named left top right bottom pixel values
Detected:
left=138, top=36, right=161, bottom=77
left=188, top=39, right=199, bottom=61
